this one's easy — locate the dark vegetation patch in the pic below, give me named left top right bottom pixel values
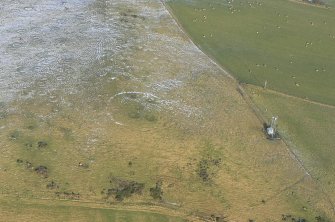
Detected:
left=194, top=212, right=228, bottom=222
left=105, top=177, right=144, bottom=201
left=46, top=180, right=59, bottom=189
left=197, top=142, right=223, bottom=182
left=281, top=214, right=307, bottom=222
left=22, top=139, right=49, bottom=150
left=16, top=159, right=33, bottom=169
left=37, top=141, right=48, bottom=148
left=198, top=159, right=210, bottom=182
left=27, top=125, right=35, bottom=130
left=9, top=129, right=50, bottom=151
left=55, top=191, right=80, bottom=200
left=26, top=121, right=37, bottom=130
left=302, top=0, right=325, bottom=5
left=120, top=11, right=145, bottom=21
left=16, top=159, right=49, bottom=178
left=315, top=215, right=331, bottom=222
left=150, top=180, right=163, bottom=200
left=197, top=157, right=222, bottom=182
left=25, top=142, right=33, bottom=149
left=34, top=165, right=48, bottom=178
left=210, top=214, right=228, bottom=222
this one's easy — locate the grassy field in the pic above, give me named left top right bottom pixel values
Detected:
left=246, top=84, right=335, bottom=209
left=1, top=0, right=334, bottom=221
left=0, top=199, right=186, bottom=222
left=167, top=0, right=335, bottom=106
left=167, top=0, right=335, bottom=220
left=2, top=62, right=330, bottom=221
left=310, top=0, right=335, bottom=7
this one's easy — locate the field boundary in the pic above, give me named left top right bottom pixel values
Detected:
left=288, top=0, right=331, bottom=9
left=245, top=84, right=335, bottom=109
left=160, top=1, right=235, bottom=82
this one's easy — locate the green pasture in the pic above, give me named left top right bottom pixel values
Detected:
left=318, top=0, right=335, bottom=6
left=167, top=0, right=335, bottom=218
left=167, top=0, right=335, bottom=105
left=246, top=84, right=335, bottom=204
left=0, top=200, right=185, bottom=222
